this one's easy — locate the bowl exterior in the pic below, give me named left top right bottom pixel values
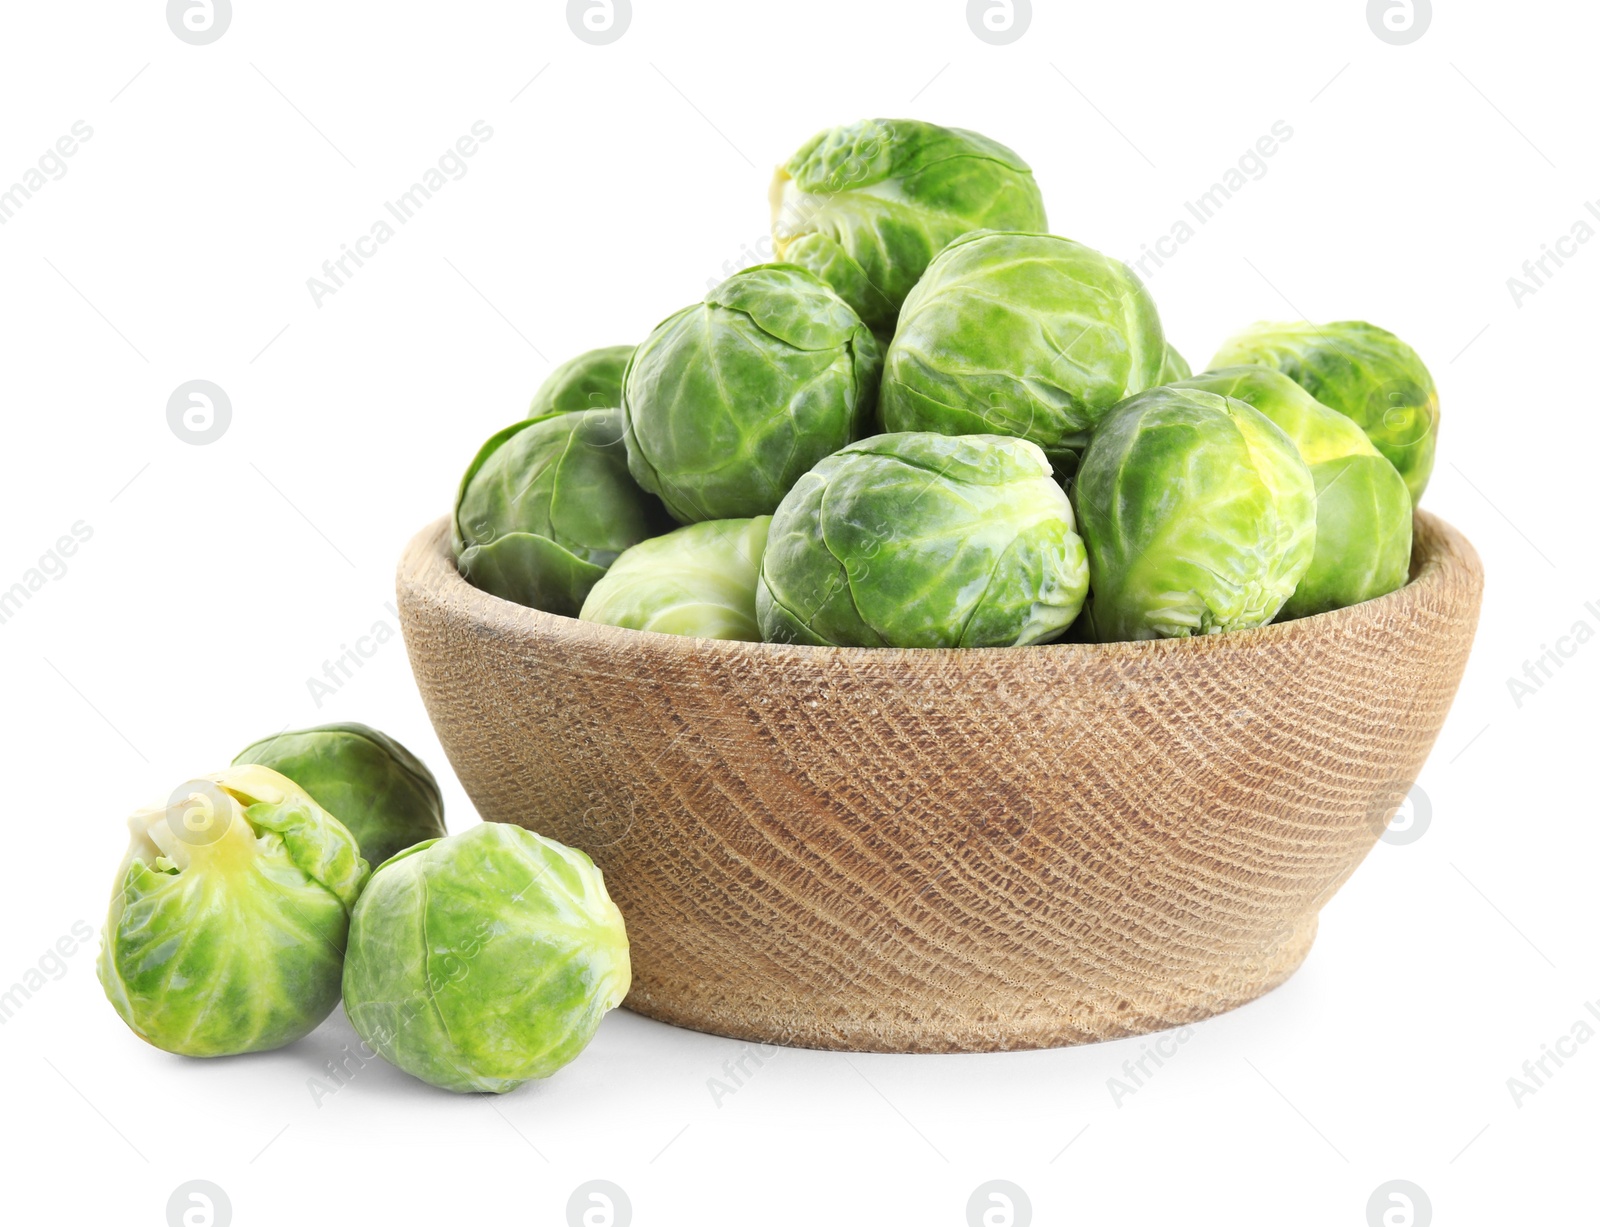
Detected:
left=398, top=513, right=1481, bottom=1053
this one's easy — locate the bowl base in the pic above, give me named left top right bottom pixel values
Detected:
left=618, top=915, right=1317, bottom=1054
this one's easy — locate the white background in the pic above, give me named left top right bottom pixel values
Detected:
left=1, top=1, right=1594, bottom=1224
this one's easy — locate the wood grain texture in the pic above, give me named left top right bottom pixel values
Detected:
left=397, top=512, right=1482, bottom=1053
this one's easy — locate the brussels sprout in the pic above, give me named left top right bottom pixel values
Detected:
left=623, top=264, right=881, bottom=523
left=233, top=723, right=446, bottom=868
left=1072, top=386, right=1316, bottom=641
left=1208, top=320, right=1439, bottom=502
left=580, top=516, right=771, bottom=641
left=1159, top=344, right=1192, bottom=383
left=878, top=232, right=1166, bottom=468
left=98, top=765, right=368, bottom=1057
left=771, top=118, right=1048, bottom=334
left=454, top=408, right=664, bottom=616
left=757, top=432, right=1089, bottom=648
left=529, top=345, right=634, bottom=417
left=1177, top=368, right=1413, bottom=618
left=342, top=823, right=630, bottom=1094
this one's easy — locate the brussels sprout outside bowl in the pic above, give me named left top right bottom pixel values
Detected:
left=397, top=514, right=1481, bottom=1054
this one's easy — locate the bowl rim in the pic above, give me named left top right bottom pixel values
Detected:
left=398, top=509, right=1481, bottom=667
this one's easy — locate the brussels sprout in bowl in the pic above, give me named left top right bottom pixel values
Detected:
left=528, top=344, right=635, bottom=417
left=1072, top=385, right=1317, bottom=642
left=623, top=264, right=881, bottom=523
left=1175, top=367, right=1413, bottom=620
left=1209, top=320, right=1440, bottom=502
left=396, top=509, right=1482, bottom=1053
left=580, top=517, right=771, bottom=641
left=879, top=231, right=1165, bottom=469
left=771, top=119, right=1048, bottom=335
left=757, top=432, right=1088, bottom=648
left=453, top=408, right=666, bottom=616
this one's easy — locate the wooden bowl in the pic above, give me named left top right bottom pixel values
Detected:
left=397, top=512, right=1481, bottom=1054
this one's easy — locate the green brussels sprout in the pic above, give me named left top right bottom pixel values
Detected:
left=771, top=118, right=1048, bottom=334
left=580, top=516, right=771, bottom=641
left=1159, top=343, right=1192, bottom=383
left=529, top=344, right=635, bottom=417
left=1073, top=386, right=1317, bottom=641
left=342, top=823, right=630, bottom=1094
left=233, top=723, right=446, bottom=868
left=454, top=408, right=664, bottom=616
left=622, top=264, right=881, bottom=523
left=98, top=765, right=369, bottom=1057
left=1177, top=368, right=1413, bottom=619
left=757, top=432, right=1089, bottom=648
left=878, top=232, right=1166, bottom=468
left=1208, top=320, right=1439, bottom=502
